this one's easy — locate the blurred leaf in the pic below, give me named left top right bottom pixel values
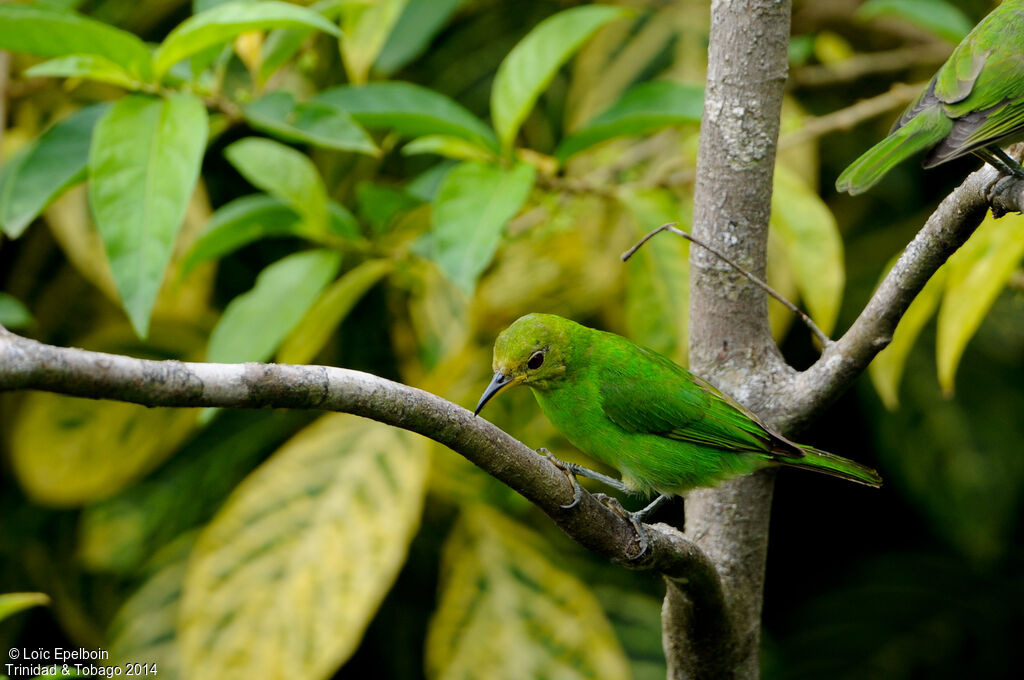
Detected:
left=403, top=135, right=498, bottom=162
left=79, top=410, right=307, bottom=574
left=869, top=262, right=947, bottom=410
left=244, top=92, right=378, bottom=156
left=315, top=82, right=498, bottom=152
left=594, top=587, right=667, bottom=680
left=417, top=161, right=535, bottom=294
left=406, top=161, right=457, bottom=202
left=278, top=259, right=394, bottom=365
left=258, top=0, right=345, bottom=82
left=0, top=592, right=50, bottom=622
left=107, top=534, right=195, bottom=680
left=856, top=0, right=972, bottom=43
left=9, top=326, right=201, bottom=506
left=207, top=249, right=340, bottom=363
left=25, top=54, right=141, bottom=89
left=154, top=0, right=340, bottom=78
left=225, top=137, right=328, bottom=233
left=405, top=260, right=471, bottom=372
left=872, top=348, right=1024, bottom=562
left=340, top=0, right=408, bottom=85
left=88, top=93, right=208, bottom=338
left=770, top=163, right=844, bottom=336
left=936, top=213, right=1024, bottom=394
left=355, top=183, right=423, bottom=235
left=788, top=35, right=815, bottom=66
left=425, top=507, right=630, bottom=680
left=491, top=5, right=630, bottom=150
left=0, top=103, right=108, bottom=238
left=0, top=3, right=152, bottom=79
left=0, top=293, right=34, bottom=329
left=180, top=414, right=429, bottom=680
left=556, top=81, right=703, bottom=162
left=180, top=195, right=303, bottom=276
left=812, top=31, right=855, bottom=65
left=374, top=0, right=463, bottom=76
left=619, top=187, right=689, bottom=365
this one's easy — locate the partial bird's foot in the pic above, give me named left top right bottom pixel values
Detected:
left=537, top=448, right=584, bottom=510
left=632, top=494, right=672, bottom=523
left=593, top=493, right=650, bottom=558
left=986, top=173, right=1024, bottom=218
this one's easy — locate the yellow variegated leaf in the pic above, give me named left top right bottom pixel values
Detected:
left=869, top=260, right=947, bottom=409
left=618, top=187, right=689, bottom=365
left=108, top=535, right=195, bottom=680
left=770, top=163, right=844, bottom=336
left=277, top=259, right=394, bottom=365
left=8, top=325, right=201, bottom=506
left=766, top=227, right=801, bottom=341
left=937, top=212, right=1024, bottom=393
left=426, top=507, right=630, bottom=680
left=406, top=261, right=471, bottom=375
left=180, top=414, right=429, bottom=680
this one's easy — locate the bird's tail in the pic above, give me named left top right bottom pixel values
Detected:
left=781, top=446, right=883, bottom=488
left=835, top=106, right=952, bottom=195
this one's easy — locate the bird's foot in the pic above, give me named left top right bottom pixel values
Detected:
left=537, top=448, right=584, bottom=510
left=985, top=173, right=1024, bottom=218
left=632, top=494, right=672, bottom=523
left=593, top=493, right=650, bottom=559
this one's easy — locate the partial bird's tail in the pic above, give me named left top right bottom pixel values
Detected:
left=835, top=105, right=952, bottom=195
left=781, top=446, right=883, bottom=488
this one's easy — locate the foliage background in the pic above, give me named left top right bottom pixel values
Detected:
left=0, top=0, right=1022, bottom=678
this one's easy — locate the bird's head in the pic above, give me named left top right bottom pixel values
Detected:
left=474, top=313, right=580, bottom=416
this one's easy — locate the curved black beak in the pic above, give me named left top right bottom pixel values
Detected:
left=474, top=372, right=513, bottom=416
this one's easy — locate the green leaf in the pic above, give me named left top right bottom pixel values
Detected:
left=426, top=507, right=630, bottom=680
left=26, top=54, right=141, bottom=89
left=355, top=182, right=423, bottom=235
left=556, top=81, right=703, bottom=162
left=0, top=293, right=34, bottom=329
left=936, top=213, right=1024, bottom=394
left=153, top=0, right=341, bottom=79
left=258, top=0, right=346, bottom=83
left=491, top=5, right=630, bottom=151
left=225, top=137, right=329, bottom=233
left=180, top=195, right=304, bottom=277
left=340, top=0, right=408, bottom=84
left=80, top=410, right=307, bottom=574
left=0, top=3, right=153, bottom=79
left=374, top=0, right=462, bottom=76
left=206, top=249, right=341, bottom=363
left=9, top=326, right=200, bottom=506
left=88, top=94, right=208, bottom=338
left=278, top=259, right=394, bottom=365
left=619, top=188, right=689, bottom=366
left=856, top=0, right=972, bottom=43
left=769, top=163, right=844, bottom=336
left=402, top=135, right=497, bottom=162
left=0, top=593, right=50, bottom=623
left=869, top=262, right=947, bottom=410
left=107, top=535, right=195, bottom=680
left=417, top=161, right=535, bottom=294
left=180, top=414, right=429, bottom=680
left=0, top=103, right=109, bottom=238
left=315, top=81, right=498, bottom=152
left=244, top=92, right=378, bottom=156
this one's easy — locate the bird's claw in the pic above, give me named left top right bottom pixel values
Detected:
left=537, top=448, right=584, bottom=510
left=592, top=493, right=650, bottom=559
left=985, top=173, right=1024, bottom=218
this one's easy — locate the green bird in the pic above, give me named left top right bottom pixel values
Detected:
left=836, top=0, right=1024, bottom=195
left=475, top=314, right=881, bottom=517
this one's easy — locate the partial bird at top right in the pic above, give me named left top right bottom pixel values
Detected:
left=835, top=0, right=1024, bottom=196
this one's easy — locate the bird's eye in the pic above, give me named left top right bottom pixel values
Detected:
left=527, top=351, right=545, bottom=370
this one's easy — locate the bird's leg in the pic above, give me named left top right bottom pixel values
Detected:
left=988, top=147, right=1024, bottom=177
left=975, top=148, right=1024, bottom=216
left=592, top=493, right=650, bottom=558
left=632, top=493, right=672, bottom=523
left=536, top=448, right=584, bottom=509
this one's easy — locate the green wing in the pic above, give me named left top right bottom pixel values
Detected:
left=596, top=343, right=796, bottom=457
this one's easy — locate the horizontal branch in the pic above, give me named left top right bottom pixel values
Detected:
left=0, top=325, right=718, bottom=582
left=789, top=156, right=1024, bottom=423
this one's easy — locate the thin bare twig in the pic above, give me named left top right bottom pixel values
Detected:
left=790, top=42, right=950, bottom=88
left=622, top=223, right=833, bottom=348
